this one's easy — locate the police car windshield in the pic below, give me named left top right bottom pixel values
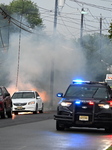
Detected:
left=65, top=85, right=108, bottom=99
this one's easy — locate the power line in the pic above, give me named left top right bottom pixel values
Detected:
left=38, top=3, right=111, bottom=36
left=0, top=7, right=32, bottom=33
left=10, top=20, right=32, bottom=33
left=58, top=13, right=76, bottom=37
left=0, top=2, right=111, bottom=39
left=70, top=0, right=112, bottom=11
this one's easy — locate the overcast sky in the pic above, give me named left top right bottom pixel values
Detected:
left=1, top=0, right=112, bottom=99
left=1, top=0, right=112, bottom=38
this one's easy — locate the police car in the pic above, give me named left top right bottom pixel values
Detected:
left=54, top=80, right=112, bottom=132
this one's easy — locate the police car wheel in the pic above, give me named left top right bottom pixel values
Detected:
left=56, top=120, right=65, bottom=131
left=105, top=127, right=112, bottom=133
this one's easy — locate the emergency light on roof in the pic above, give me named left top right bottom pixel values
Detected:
left=72, top=80, right=90, bottom=84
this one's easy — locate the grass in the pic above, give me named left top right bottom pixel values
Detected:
left=106, top=145, right=112, bottom=150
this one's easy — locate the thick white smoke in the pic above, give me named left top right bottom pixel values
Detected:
left=5, top=30, right=86, bottom=109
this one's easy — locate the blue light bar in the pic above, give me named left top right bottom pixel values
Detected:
left=73, top=79, right=83, bottom=84
left=73, top=79, right=90, bottom=84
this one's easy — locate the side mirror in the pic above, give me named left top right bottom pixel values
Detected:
left=37, top=96, right=40, bottom=99
left=56, top=93, right=63, bottom=97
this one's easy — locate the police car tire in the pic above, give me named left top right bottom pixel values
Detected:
left=56, top=120, right=65, bottom=131
left=105, top=127, right=112, bottom=133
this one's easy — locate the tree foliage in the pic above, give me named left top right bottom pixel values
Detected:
left=77, top=33, right=112, bottom=81
left=108, top=22, right=112, bottom=39
left=0, top=0, right=43, bottom=29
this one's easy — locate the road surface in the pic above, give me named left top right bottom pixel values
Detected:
left=0, top=111, right=112, bottom=150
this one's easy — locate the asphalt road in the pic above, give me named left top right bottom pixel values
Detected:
left=0, top=111, right=55, bottom=128
left=0, top=111, right=112, bottom=150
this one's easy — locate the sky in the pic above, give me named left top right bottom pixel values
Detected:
left=1, top=0, right=112, bottom=39
left=0, top=0, right=112, bottom=107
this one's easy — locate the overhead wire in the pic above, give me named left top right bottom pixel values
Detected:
left=65, top=2, right=81, bottom=9
left=39, top=7, right=80, bottom=27
left=100, top=0, right=112, bottom=2
left=86, top=9, right=110, bottom=34
left=39, top=1, right=111, bottom=38
left=39, top=8, right=80, bottom=37
left=37, top=4, right=105, bottom=37
left=0, top=1, right=111, bottom=40
left=0, top=7, right=32, bottom=33
left=0, top=1, right=32, bottom=87
left=104, top=18, right=111, bottom=28
left=38, top=5, right=81, bottom=37
left=10, top=20, right=32, bottom=33
left=65, top=1, right=111, bottom=35
left=58, top=13, right=77, bottom=38
left=70, top=0, right=112, bottom=11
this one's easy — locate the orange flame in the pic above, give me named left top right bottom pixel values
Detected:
left=7, top=82, right=50, bottom=102
left=12, top=113, right=16, bottom=120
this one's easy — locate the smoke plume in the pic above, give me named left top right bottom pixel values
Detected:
left=3, top=29, right=86, bottom=109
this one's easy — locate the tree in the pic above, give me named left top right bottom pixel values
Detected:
left=0, top=0, right=44, bottom=85
left=0, top=0, right=44, bottom=48
left=108, top=22, right=112, bottom=39
left=77, top=33, right=112, bottom=81
left=0, top=0, right=43, bottom=29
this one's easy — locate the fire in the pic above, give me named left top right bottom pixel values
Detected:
left=12, top=113, right=16, bottom=120
left=7, top=84, right=18, bottom=96
left=38, top=91, right=50, bottom=102
left=7, top=82, right=50, bottom=102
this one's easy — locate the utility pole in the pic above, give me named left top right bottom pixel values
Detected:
left=99, top=14, right=102, bottom=55
left=80, top=8, right=84, bottom=45
left=54, top=0, right=58, bottom=33
left=50, top=0, right=58, bottom=108
left=100, top=14, right=102, bottom=36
